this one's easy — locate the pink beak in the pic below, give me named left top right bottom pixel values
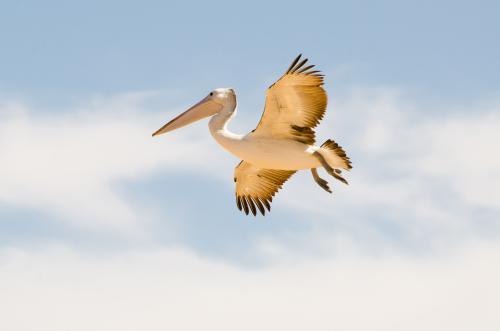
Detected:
left=152, top=96, right=223, bottom=136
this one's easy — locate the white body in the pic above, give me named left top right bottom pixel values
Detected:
left=209, top=109, right=321, bottom=170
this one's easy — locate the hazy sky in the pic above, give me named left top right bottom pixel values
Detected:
left=1, top=1, right=499, bottom=330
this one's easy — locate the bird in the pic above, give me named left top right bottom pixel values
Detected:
left=152, top=54, right=352, bottom=216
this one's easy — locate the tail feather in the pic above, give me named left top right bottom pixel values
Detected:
left=320, top=139, right=352, bottom=170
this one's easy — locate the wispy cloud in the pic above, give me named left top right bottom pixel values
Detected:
left=278, top=87, right=500, bottom=254
left=0, top=93, right=228, bottom=235
left=0, top=88, right=499, bottom=254
left=1, top=89, right=500, bottom=330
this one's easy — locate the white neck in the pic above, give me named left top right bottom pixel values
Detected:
left=208, top=105, right=243, bottom=156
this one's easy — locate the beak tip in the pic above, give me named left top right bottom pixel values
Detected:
left=152, top=128, right=167, bottom=137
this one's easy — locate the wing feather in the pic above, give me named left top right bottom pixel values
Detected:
left=234, top=161, right=295, bottom=216
left=251, top=55, right=328, bottom=145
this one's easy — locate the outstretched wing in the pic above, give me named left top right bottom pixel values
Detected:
left=234, top=161, right=296, bottom=216
left=250, top=54, right=328, bottom=145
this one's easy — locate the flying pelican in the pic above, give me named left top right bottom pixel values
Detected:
left=153, top=54, right=352, bottom=216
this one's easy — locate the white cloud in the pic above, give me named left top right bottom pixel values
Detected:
left=0, top=243, right=499, bottom=331
left=279, top=87, right=500, bottom=245
left=1, top=89, right=500, bottom=331
left=0, top=93, right=231, bottom=235
left=0, top=88, right=499, bottom=246
left=416, top=110, right=500, bottom=209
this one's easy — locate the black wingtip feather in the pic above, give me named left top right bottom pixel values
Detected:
left=247, top=196, right=257, bottom=216
left=291, top=58, right=308, bottom=73
left=254, top=198, right=266, bottom=216
left=298, top=64, right=315, bottom=74
left=262, top=199, right=271, bottom=212
left=286, top=54, right=302, bottom=74
left=241, top=196, right=249, bottom=215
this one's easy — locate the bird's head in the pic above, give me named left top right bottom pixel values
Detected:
left=152, top=88, right=236, bottom=136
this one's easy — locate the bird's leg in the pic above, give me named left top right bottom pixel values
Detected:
left=311, top=168, right=332, bottom=193
left=313, top=151, right=349, bottom=185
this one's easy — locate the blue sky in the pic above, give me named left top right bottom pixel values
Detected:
left=2, top=0, right=499, bottom=103
left=1, top=1, right=500, bottom=330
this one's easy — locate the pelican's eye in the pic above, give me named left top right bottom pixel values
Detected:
left=209, top=92, right=214, bottom=96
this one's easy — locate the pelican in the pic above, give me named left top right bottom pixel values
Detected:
left=153, top=54, right=352, bottom=216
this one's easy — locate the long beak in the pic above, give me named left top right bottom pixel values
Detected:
left=152, top=96, right=223, bottom=136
